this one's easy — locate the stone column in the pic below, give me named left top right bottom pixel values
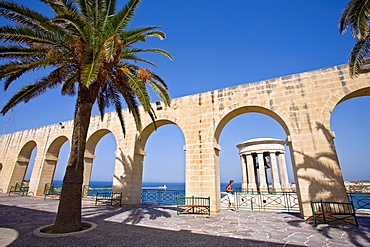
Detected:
left=246, top=154, right=257, bottom=192
left=269, top=152, right=282, bottom=192
left=83, top=153, right=96, bottom=187
left=113, top=146, right=146, bottom=205
left=277, top=152, right=290, bottom=191
left=240, top=155, right=248, bottom=191
left=257, top=152, right=268, bottom=192
left=33, top=156, right=58, bottom=196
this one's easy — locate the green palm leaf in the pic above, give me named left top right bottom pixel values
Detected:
left=349, top=37, right=370, bottom=76
left=340, top=0, right=370, bottom=39
left=109, top=0, right=140, bottom=32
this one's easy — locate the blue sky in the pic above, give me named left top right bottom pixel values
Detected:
left=1, top=0, right=370, bottom=184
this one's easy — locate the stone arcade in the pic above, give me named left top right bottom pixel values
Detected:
left=1, top=63, right=370, bottom=218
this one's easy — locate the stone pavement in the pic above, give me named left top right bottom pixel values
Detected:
left=0, top=193, right=370, bottom=247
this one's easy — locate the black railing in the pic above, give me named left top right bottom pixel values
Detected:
left=348, top=193, right=370, bottom=210
left=221, top=191, right=300, bottom=212
left=141, top=189, right=185, bottom=205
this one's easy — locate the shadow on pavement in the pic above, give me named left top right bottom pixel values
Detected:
left=0, top=203, right=305, bottom=247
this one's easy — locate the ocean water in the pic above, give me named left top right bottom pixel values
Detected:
left=53, top=180, right=242, bottom=191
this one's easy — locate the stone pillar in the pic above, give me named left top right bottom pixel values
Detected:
left=113, top=145, right=145, bottom=205
left=186, top=141, right=221, bottom=213
left=277, top=152, right=290, bottom=191
left=33, top=156, right=58, bottom=196
left=257, top=152, right=268, bottom=192
left=240, top=155, right=248, bottom=191
left=269, top=152, right=282, bottom=192
left=246, top=154, right=257, bottom=192
left=83, top=156, right=95, bottom=186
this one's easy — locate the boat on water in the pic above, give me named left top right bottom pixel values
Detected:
left=142, top=185, right=167, bottom=190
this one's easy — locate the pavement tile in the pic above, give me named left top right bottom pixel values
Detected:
left=0, top=193, right=370, bottom=246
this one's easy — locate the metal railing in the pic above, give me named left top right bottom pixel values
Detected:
left=348, top=193, right=370, bottom=210
left=221, top=191, right=300, bottom=212
left=141, top=189, right=185, bottom=205
left=44, top=183, right=90, bottom=198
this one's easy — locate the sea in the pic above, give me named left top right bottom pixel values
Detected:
left=53, top=181, right=242, bottom=191
left=52, top=181, right=369, bottom=209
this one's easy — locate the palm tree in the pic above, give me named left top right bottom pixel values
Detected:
left=0, top=0, right=172, bottom=233
left=340, top=0, right=370, bottom=76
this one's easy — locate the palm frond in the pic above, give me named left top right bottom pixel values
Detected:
left=105, top=0, right=116, bottom=17
left=104, top=35, right=122, bottom=63
left=40, top=0, right=78, bottom=14
left=339, top=0, right=370, bottom=39
left=0, top=25, right=60, bottom=45
left=0, top=45, right=48, bottom=59
left=125, top=71, right=152, bottom=112
left=349, top=36, right=370, bottom=76
left=60, top=72, right=78, bottom=96
left=109, top=0, right=140, bottom=32
left=119, top=54, right=158, bottom=67
left=97, top=89, right=107, bottom=120
left=113, top=79, right=141, bottom=132
left=110, top=86, right=127, bottom=135
left=147, top=79, right=171, bottom=107
left=82, top=53, right=103, bottom=86
left=0, top=58, right=62, bottom=90
left=122, top=47, right=173, bottom=60
left=52, top=12, right=89, bottom=42
left=120, top=26, right=163, bottom=43
left=1, top=73, right=60, bottom=114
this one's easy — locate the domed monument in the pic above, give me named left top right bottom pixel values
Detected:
left=236, top=138, right=290, bottom=192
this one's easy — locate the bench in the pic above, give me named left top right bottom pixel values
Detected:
left=43, top=183, right=62, bottom=199
left=311, top=201, right=358, bottom=227
left=176, top=196, right=210, bottom=215
left=95, top=192, right=122, bottom=207
left=8, top=182, right=29, bottom=196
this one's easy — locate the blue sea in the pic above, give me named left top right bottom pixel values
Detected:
left=53, top=181, right=242, bottom=191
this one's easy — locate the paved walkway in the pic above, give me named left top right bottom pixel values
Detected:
left=0, top=193, right=369, bottom=247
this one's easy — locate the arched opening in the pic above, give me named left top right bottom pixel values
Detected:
left=215, top=106, right=298, bottom=210
left=52, top=140, right=70, bottom=182
left=331, top=93, right=370, bottom=190
left=85, top=129, right=117, bottom=193
left=9, top=141, right=37, bottom=190
left=219, top=112, right=294, bottom=191
left=136, top=120, right=186, bottom=204
left=35, top=136, right=70, bottom=195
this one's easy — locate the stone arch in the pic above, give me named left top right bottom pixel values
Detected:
left=321, top=87, right=370, bottom=127
left=212, top=106, right=294, bottom=195
left=8, top=140, right=37, bottom=191
left=126, top=118, right=186, bottom=203
left=327, top=87, right=370, bottom=183
left=136, top=119, right=187, bottom=152
left=84, top=129, right=117, bottom=186
left=214, top=106, right=291, bottom=144
left=34, top=136, right=69, bottom=195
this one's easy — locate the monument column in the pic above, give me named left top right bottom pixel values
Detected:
left=240, top=155, right=248, bottom=191
left=277, top=152, right=290, bottom=191
left=257, top=152, right=268, bottom=192
left=246, top=154, right=257, bottom=192
left=269, top=152, right=282, bottom=192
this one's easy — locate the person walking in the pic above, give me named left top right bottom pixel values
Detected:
left=226, top=180, right=239, bottom=211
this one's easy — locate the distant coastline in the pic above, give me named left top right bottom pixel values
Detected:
left=345, top=180, right=370, bottom=193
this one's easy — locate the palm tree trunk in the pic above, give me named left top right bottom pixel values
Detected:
left=52, top=84, right=99, bottom=233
